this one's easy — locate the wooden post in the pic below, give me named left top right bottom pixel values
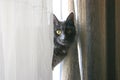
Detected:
left=116, top=0, right=120, bottom=80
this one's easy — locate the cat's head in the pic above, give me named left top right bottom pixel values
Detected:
left=53, top=12, right=76, bottom=46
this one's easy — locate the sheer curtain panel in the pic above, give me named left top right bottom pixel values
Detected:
left=0, top=0, right=53, bottom=80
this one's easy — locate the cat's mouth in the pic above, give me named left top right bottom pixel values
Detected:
left=57, top=39, right=71, bottom=45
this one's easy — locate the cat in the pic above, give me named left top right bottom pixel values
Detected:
left=52, top=12, right=76, bottom=69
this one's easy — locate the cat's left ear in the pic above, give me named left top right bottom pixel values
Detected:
left=53, top=14, right=59, bottom=26
left=66, top=12, right=74, bottom=25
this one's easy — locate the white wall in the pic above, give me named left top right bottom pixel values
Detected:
left=0, top=0, right=53, bottom=80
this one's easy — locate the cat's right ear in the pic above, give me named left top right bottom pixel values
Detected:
left=53, top=14, right=59, bottom=26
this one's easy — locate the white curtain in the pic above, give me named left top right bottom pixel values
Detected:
left=0, top=0, right=53, bottom=80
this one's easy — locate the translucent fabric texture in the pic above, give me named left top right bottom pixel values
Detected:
left=0, top=0, right=53, bottom=80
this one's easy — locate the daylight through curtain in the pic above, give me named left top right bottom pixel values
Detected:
left=0, top=0, right=53, bottom=80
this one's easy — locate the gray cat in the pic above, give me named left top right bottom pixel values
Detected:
left=52, top=12, right=76, bottom=69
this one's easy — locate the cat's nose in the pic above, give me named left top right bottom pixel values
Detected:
left=60, top=34, right=65, bottom=40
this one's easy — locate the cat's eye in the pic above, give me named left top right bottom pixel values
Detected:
left=67, top=29, right=72, bottom=34
left=56, top=30, right=62, bottom=35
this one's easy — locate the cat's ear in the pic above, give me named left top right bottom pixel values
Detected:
left=53, top=14, right=59, bottom=26
left=66, top=12, right=74, bottom=25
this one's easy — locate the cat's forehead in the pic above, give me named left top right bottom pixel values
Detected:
left=60, top=21, right=66, bottom=26
left=55, top=21, right=66, bottom=28
left=54, top=20, right=74, bottom=29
